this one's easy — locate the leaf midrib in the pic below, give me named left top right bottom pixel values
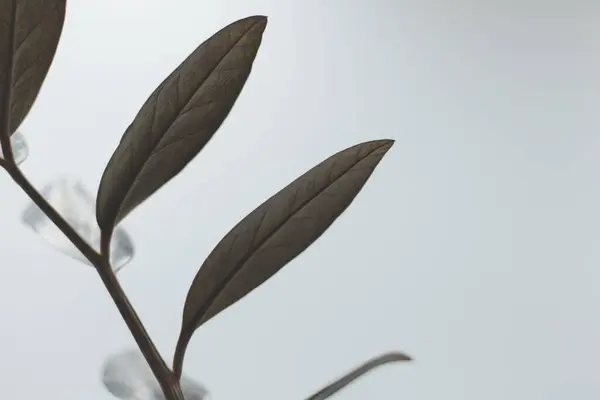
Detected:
left=118, top=18, right=264, bottom=222
left=191, top=142, right=390, bottom=327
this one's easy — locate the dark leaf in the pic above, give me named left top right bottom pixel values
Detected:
left=95, top=15, right=267, bottom=232
left=304, top=352, right=412, bottom=399
left=174, top=139, right=394, bottom=374
left=0, top=0, right=66, bottom=136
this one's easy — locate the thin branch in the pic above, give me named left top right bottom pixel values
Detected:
left=3, top=162, right=183, bottom=400
left=5, top=163, right=100, bottom=262
left=304, top=352, right=412, bottom=400
left=173, top=330, right=190, bottom=380
left=0, top=0, right=18, bottom=164
left=100, top=233, right=185, bottom=400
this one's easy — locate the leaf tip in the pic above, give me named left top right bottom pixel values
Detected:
left=380, top=138, right=395, bottom=149
left=381, top=351, right=412, bottom=362
left=249, top=15, right=268, bottom=30
left=366, top=139, right=395, bottom=160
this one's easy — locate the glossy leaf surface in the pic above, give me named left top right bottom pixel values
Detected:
left=96, top=15, right=267, bottom=232
left=175, top=139, right=394, bottom=371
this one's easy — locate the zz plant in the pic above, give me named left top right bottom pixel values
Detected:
left=0, top=2, right=411, bottom=399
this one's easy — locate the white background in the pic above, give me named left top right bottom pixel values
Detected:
left=1, top=1, right=599, bottom=399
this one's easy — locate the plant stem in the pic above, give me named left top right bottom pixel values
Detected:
left=3, top=163, right=184, bottom=400
left=100, top=233, right=184, bottom=400
left=5, top=164, right=100, bottom=263
left=172, top=331, right=190, bottom=380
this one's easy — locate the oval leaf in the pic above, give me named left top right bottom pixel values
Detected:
left=95, top=15, right=268, bottom=232
left=175, top=139, right=394, bottom=372
left=0, top=0, right=66, bottom=136
left=305, top=352, right=412, bottom=400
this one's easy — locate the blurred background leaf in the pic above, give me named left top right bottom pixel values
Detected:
left=305, top=352, right=412, bottom=399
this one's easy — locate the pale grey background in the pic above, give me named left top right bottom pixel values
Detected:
left=0, top=0, right=599, bottom=399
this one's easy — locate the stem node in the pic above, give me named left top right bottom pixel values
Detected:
left=5, top=166, right=183, bottom=400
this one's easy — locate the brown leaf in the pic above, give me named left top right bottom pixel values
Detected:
left=0, top=0, right=66, bottom=136
left=174, top=139, right=395, bottom=375
left=304, top=352, right=412, bottom=399
left=95, top=15, right=267, bottom=232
